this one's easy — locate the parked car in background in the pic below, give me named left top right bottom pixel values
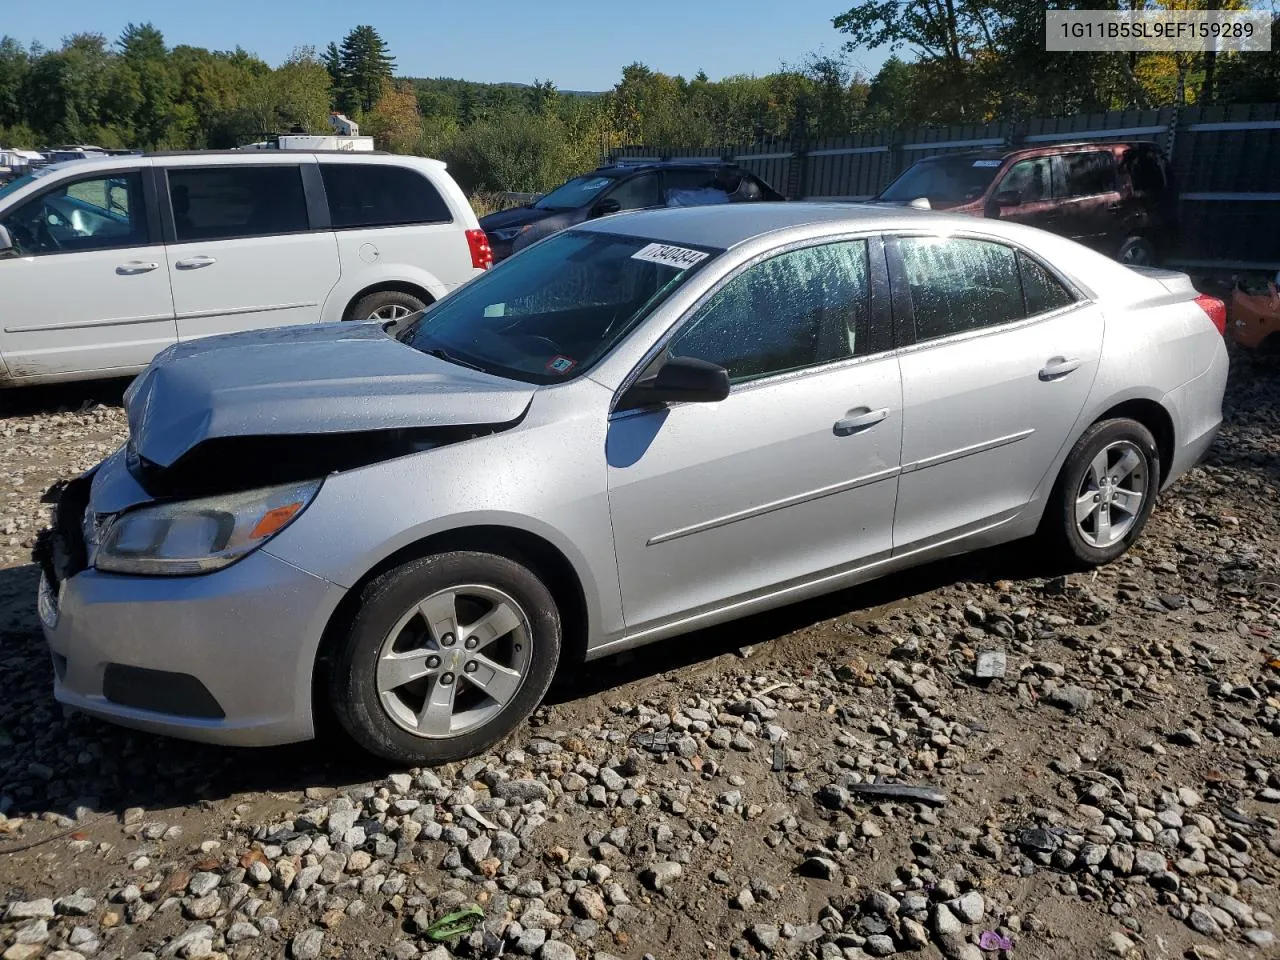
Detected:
left=38, top=203, right=1226, bottom=764
left=479, top=160, right=785, bottom=262
left=0, top=151, right=489, bottom=387
left=1229, top=271, right=1280, bottom=351
left=873, top=141, right=1178, bottom=266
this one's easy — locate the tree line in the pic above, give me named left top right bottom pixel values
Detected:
left=1, top=13, right=1277, bottom=196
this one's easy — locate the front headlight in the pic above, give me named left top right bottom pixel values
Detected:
left=95, top=480, right=321, bottom=576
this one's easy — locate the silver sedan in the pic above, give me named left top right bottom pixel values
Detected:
left=37, top=203, right=1228, bottom=764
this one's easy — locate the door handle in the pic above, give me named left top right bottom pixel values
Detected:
left=175, top=256, right=217, bottom=269
left=1039, top=357, right=1082, bottom=381
left=833, top=407, right=889, bottom=436
left=116, top=261, right=159, bottom=274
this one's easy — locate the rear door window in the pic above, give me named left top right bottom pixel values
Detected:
left=321, top=163, right=452, bottom=228
left=1061, top=152, right=1118, bottom=197
left=897, top=236, right=1025, bottom=341
left=1018, top=252, right=1076, bottom=315
left=167, top=166, right=309, bottom=242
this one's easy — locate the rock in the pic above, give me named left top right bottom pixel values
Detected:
left=572, top=889, right=608, bottom=922
left=495, top=779, right=551, bottom=804
left=187, top=873, right=220, bottom=898
left=3, top=946, right=45, bottom=960
left=225, top=923, right=259, bottom=943
left=1132, top=850, right=1166, bottom=875
left=291, top=929, right=325, bottom=960
left=7, top=900, right=56, bottom=921
left=1048, top=685, right=1094, bottom=713
left=55, top=895, right=97, bottom=917
left=184, top=894, right=220, bottom=920
left=538, top=942, right=575, bottom=960
left=798, top=856, right=841, bottom=880
left=932, top=904, right=963, bottom=938
left=865, top=890, right=900, bottom=918
left=816, top=783, right=849, bottom=809
left=1106, top=932, right=1136, bottom=955
left=640, top=861, right=682, bottom=891
left=864, top=934, right=897, bottom=956
left=952, top=891, right=984, bottom=924
left=748, top=925, right=780, bottom=951
left=1019, top=827, right=1061, bottom=853
left=1188, top=908, right=1223, bottom=938
left=1244, top=930, right=1275, bottom=948
left=731, top=888, right=755, bottom=910
left=974, top=649, right=1007, bottom=679
left=911, top=678, right=941, bottom=700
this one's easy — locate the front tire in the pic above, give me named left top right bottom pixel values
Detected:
left=330, top=552, right=561, bottom=766
left=1117, top=236, right=1156, bottom=267
left=1041, top=418, right=1160, bottom=568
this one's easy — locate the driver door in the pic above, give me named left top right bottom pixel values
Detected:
left=0, top=167, right=175, bottom=381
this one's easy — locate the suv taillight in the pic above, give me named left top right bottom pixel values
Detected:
left=466, top=229, right=493, bottom=270
left=1194, top=293, right=1227, bottom=336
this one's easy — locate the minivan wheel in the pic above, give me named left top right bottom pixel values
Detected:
left=1117, top=236, right=1156, bottom=267
left=348, top=290, right=428, bottom=322
left=330, top=552, right=561, bottom=766
left=1041, top=418, right=1160, bottom=568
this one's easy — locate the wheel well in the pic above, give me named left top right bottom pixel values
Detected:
left=342, top=282, right=435, bottom=321
left=312, top=526, right=590, bottom=729
left=1095, top=398, right=1175, bottom=485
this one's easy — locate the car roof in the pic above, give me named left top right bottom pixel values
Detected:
left=28, top=151, right=444, bottom=177
left=916, top=141, right=1155, bottom=164
left=577, top=201, right=951, bottom=249
left=592, top=160, right=749, bottom=175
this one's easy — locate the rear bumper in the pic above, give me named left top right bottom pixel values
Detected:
left=1161, top=334, right=1229, bottom=488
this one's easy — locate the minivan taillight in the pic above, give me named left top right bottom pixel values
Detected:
left=466, top=229, right=493, bottom=270
left=1194, top=293, right=1227, bottom=336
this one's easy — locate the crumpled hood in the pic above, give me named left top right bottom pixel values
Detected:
left=124, top=322, right=535, bottom=468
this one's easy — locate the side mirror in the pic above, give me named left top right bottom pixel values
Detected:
left=0, top=224, right=12, bottom=255
left=592, top=198, right=621, bottom=217
left=993, top=189, right=1022, bottom=207
left=617, top=356, right=730, bottom=410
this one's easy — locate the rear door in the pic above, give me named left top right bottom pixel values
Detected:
left=318, top=160, right=476, bottom=298
left=889, top=233, right=1103, bottom=552
left=0, top=165, right=176, bottom=380
left=161, top=160, right=341, bottom=341
left=1052, top=151, right=1123, bottom=252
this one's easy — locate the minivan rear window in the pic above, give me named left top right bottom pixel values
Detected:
left=321, top=164, right=452, bottom=229
left=168, top=166, right=309, bottom=242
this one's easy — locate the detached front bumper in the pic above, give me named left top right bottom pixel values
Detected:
left=40, top=549, right=346, bottom=747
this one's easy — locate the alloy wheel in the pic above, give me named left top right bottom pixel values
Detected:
left=1074, top=440, right=1149, bottom=548
left=368, top=304, right=414, bottom=321
left=375, top=584, right=531, bottom=738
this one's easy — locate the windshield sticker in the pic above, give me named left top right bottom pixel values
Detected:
left=631, top=242, right=710, bottom=270
left=972, top=159, right=1003, bottom=168
left=483, top=303, right=506, bottom=317
left=581, top=177, right=612, bottom=190
left=546, top=355, right=577, bottom=375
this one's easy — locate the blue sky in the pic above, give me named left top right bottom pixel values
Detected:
left=5, top=0, right=892, bottom=90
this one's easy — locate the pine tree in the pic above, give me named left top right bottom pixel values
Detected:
left=324, top=41, right=346, bottom=110
left=337, top=25, right=395, bottom=114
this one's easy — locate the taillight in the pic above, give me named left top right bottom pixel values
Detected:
left=466, top=229, right=493, bottom=270
left=1194, top=293, right=1227, bottom=336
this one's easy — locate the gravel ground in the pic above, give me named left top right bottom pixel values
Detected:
left=1, top=350, right=1278, bottom=960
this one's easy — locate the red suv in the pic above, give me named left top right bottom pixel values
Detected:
left=874, top=141, right=1178, bottom=266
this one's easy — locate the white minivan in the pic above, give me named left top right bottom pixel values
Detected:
left=0, top=152, right=491, bottom=386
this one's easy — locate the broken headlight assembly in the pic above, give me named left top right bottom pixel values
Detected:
left=95, top=480, right=322, bottom=576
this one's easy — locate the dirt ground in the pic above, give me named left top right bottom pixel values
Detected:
left=1, top=349, right=1278, bottom=960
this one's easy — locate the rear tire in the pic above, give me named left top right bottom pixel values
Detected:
left=1117, top=236, right=1157, bottom=267
left=347, top=290, right=428, bottom=322
left=1040, top=418, right=1160, bottom=568
left=329, top=552, right=561, bottom=766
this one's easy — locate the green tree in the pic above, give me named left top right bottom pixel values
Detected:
left=337, top=25, right=395, bottom=113
left=0, top=37, right=31, bottom=130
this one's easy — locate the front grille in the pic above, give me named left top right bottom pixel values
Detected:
left=32, top=474, right=93, bottom=588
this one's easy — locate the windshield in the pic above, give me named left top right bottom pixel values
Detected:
left=878, top=157, right=1003, bottom=203
left=533, top=175, right=617, bottom=211
left=399, top=230, right=719, bottom=384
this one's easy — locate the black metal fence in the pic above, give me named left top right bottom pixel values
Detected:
left=608, top=102, right=1280, bottom=271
